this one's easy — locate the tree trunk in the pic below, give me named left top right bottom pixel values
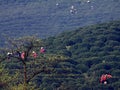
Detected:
left=23, top=63, right=27, bottom=90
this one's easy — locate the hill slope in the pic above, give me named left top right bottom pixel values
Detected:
left=1, top=20, right=120, bottom=90
left=44, top=20, right=120, bottom=90
left=0, top=0, right=120, bottom=40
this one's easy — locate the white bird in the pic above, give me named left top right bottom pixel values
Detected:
left=87, top=0, right=90, bottom=3
left=56, top=3, right=59, bottom=6
left=91, top=6, right=94, bottom=9
left=71, top=5, right=74, bottom=9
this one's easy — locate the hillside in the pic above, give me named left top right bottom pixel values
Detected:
left=0, top=0, right=120, bottom=47
left=1, top=20, right=120, bottom=90
left=44, top=20, right=120, bottom=90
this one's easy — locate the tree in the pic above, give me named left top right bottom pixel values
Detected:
left=0, top=63, right=19, bottom=90
left=0, top=36, right=69, bottom=90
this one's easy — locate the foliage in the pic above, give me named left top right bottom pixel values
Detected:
left=0, top=20, right=120, bottom=89
left=1, top=0, right=120, bottom=47
left=0, top=35, right=70, bottom=90
left=44, top=20, right=120, bottom=90
left=0, top=64, right=19, bottom=90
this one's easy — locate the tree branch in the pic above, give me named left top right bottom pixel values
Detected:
left=26, top=67, right=53, bottom=83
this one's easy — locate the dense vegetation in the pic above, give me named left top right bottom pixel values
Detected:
left=0, top=20, right=120, bottom=90
left=44, top=20, right=120, bottom=90
left=0, top=0, right=120, bottom=46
